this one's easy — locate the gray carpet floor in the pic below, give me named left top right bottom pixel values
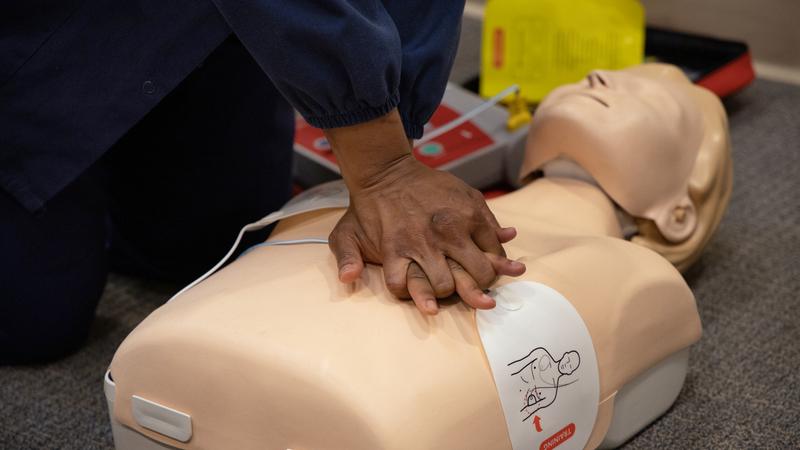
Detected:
left=2, top=17, right=800, bottom=450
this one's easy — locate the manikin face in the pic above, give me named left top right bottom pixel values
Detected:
left=525, top=66, right=705, bottom=242
left=535, top=69, right=693, bottom=166
left=558, top=351, right=580, bottom=376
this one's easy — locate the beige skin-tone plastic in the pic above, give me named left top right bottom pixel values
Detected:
left=109, top=64, right=728, bottom=449
left=521, top=63, right=732, bottom=270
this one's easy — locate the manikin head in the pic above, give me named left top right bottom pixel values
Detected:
left=520, top=63, right=731, bottom=268
left=558, top=351, right=580, bottom=376
left=522, top=64, right=703, bottom=242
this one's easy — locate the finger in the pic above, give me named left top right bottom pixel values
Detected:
left=485, top=252, right=526, bottom=277
left=497, top=226, right=518, bottom=244
left=448, top=259, right=496, bottom=310
left=473, top=204, right=506, bottom=256
left=472, top=225, right=505, bottom=257
left=383, top=254, right=412, bottom=298
left=446, top=243, right=497, bottom=289
left=328, top=230, right=365, bottom=284
left=480, top=202, right=503, bottom=229
left=407, top=262, right=438, bottom=315
left=416, top=251, right=456, bottom=298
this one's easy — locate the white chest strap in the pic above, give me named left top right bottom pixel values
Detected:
left=477, top=281, right=600, bottom=450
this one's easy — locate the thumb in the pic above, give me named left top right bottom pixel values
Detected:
left=329, top=229, right=365, bottom=283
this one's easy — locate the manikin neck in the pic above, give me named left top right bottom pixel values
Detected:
left=551, top=177, right=626, bottom=239
left=501, top=171, right=626, bottom=240
left=540, top=157, right=632, bottom=238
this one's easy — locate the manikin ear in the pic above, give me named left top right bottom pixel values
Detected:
left=651, top=194, right=698, bottom=243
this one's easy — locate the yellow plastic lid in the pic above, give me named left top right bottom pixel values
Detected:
left=481, top=0, right=644, bottom=103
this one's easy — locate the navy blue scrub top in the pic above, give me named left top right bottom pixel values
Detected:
left=0, top=0, right=465, bottom=212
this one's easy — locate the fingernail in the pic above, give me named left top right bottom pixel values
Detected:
left=481, top=293, right=495, bottom=304
left=339, top=264, right=354, bottom=279
left=426, top=299, right=438, bottom=312
left=339, top=266, right=356, bottom=283
left=510, top=261, right=524, bottom=269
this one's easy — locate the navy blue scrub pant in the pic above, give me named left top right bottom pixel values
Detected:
left=0, top=37, right=295, bottom=364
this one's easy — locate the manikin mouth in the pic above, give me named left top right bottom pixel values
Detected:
left=575, top=92, right=610, bottom=108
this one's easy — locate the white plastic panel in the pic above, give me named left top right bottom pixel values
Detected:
left=599, top=348, right=690, bottom=448
left=105, top=371, right=178, bottom=450
left=131, top=395, right=192, bottom=443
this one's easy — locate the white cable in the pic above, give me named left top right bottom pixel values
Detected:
left=167, top=181, right=350, bottom=303
left=239, top=238, right=329, bottom=258
left=168, top=221, right=327, bottom=302
left=168, top=216, right=278, bottom=302
left=416, top=84, right=519, bottom=145
left=258, top=238, right=329, bottom=246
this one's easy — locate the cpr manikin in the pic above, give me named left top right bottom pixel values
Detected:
left=105, top=64, right=732, bottom=450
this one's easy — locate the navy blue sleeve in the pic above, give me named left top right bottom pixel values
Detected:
left=210, top=0, right=464, bottom=138
left=383, top=0, right=465, bottom=138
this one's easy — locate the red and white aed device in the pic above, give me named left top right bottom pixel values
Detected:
left=292, top=83, right=529, bottom=190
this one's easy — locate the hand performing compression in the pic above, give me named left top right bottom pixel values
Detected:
left=323, top=110, right=526, bottom=315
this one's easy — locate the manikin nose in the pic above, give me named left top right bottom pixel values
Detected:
left=587, top=71, right=610, bottom=89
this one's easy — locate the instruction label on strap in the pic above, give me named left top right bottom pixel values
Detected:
left=477, top=281, right=599, bottom=450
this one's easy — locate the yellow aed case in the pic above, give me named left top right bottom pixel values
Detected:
left=480, top=0, right=645, bottom=103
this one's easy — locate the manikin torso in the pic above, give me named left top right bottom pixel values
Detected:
left=108, top=179, right=701, bottom=449
left=108, top=64, right=730, bottom=450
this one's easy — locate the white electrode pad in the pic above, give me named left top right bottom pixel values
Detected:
left=477, top=281, right=600, bottom=450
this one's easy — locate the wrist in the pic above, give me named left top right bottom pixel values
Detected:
left=323, top=109, right=415, bottom=193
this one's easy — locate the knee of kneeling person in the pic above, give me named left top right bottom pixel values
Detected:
left=0, top=285, right=104, bottom=364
